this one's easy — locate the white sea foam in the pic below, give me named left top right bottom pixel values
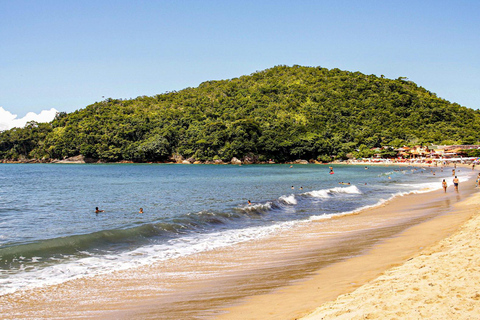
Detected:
left=0, top=220, right=299, bottom=296
left=309, top=197, right=390, bottom=221
left=240, top=201, right=273, bottom=212
left=397, top=171, right=474, bottom=193
left=279, top=194, right=297, bottom=205
left=306, top=185, right=361, bottom=198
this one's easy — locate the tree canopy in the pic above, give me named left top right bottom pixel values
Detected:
left=2, top=65, right=480, bottom=162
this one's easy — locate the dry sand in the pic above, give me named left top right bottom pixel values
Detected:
left=301, top=192, right=480, bottom=320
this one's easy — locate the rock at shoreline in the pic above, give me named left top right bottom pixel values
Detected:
left=54, top=155, right=94, bottom=164
left=182, top=160, right=192, bottom=164
left=294, top=159, right=309, bottom=164
left=231, top=157, right=242, bottom=165
left=170, top=154, right=184, bottom=163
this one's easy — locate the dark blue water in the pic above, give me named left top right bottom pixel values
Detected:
left=0, top=163, right=470, bottom=294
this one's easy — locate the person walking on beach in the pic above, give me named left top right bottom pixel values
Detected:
left=453, top=176, right=459, bottom=191
left=442, top=179, right=447, bottom=193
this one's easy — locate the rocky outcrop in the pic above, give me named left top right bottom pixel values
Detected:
left=54, top=155, right=87, bottom=163
left=170, top=154, right=184, bottom=163
left=294, top=159, right=309, bottom=164
left=231, top=157, right=242, bottom=165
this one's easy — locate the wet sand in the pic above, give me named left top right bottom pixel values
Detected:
left=302, top=188, right=480, bottom=319
left=1, top=175, right=477, bottom=319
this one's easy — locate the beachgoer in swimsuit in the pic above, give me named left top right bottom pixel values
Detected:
left=442, top=179, right=447, bottom=193
left=453, top=176, right=459, bottom=191
left=248, top=200, right=251, bottom=205
left=95, top=207, right=104, bottom=213
left=139, top=208, right=144, bottom=213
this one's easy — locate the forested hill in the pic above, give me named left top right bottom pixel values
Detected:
left=1, top=65, right=480, bottom=163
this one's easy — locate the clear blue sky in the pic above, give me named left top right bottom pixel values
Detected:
left=1, top=0, right=479, bottom=118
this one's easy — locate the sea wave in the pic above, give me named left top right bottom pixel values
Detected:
left=305, top=185, right=362, bottom=198
left=236, top=201, right=276, bottom=214
left=279, top=194, right=297, bottom=205
left=0, top=219, right=300, bottom=296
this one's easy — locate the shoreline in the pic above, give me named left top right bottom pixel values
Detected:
left=1, top=157, right=475, bottom=166
left=301, top=189, right=480, bottom=319
left=213, top=174, right=479, bottom=319
left=1, top=166, right=477, bottom=319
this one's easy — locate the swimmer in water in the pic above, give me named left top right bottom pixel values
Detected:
left=139, top=208, right=144, bottom=213
left=248, top=200, right=252, bottom=205
left=95, top=207, right=104, bottom=213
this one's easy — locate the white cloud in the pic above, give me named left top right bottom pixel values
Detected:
left=0, top=107, right=58, bottom=131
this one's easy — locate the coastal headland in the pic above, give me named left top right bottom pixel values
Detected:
left=1, top=164, right=479, bottom=319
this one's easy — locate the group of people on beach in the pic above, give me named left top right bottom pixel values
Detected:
left=442, top=176, right=460, bottom=192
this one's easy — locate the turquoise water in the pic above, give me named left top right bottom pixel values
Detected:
left=0, top=163, right=471, bottom=294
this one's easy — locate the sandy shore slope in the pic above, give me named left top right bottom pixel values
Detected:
left=302, top=192, right=480, bottom=320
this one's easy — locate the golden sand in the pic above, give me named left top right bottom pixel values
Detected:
left=301, top=192, right=480, bottom=320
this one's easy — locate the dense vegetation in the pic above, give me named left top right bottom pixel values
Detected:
left=1, top=65, right=480, bottom=163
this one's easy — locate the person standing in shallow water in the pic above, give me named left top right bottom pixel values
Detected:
left=453, top=176, right=459, bottom=191
left=442, top=179, right=447, bottom=193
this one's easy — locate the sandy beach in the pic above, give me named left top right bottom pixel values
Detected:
left=302, top=190, right=480, bottom=320
left=1, top=166, right=479, bottom=319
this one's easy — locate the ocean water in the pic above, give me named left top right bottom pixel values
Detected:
left=0, top=163, right=473, bottom=295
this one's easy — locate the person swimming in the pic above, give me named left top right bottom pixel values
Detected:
left=248, top=200, right=252, bottom=205
left=95, top=207, right=104, bottom=213
left=139, top=208, right=144, bottom=213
